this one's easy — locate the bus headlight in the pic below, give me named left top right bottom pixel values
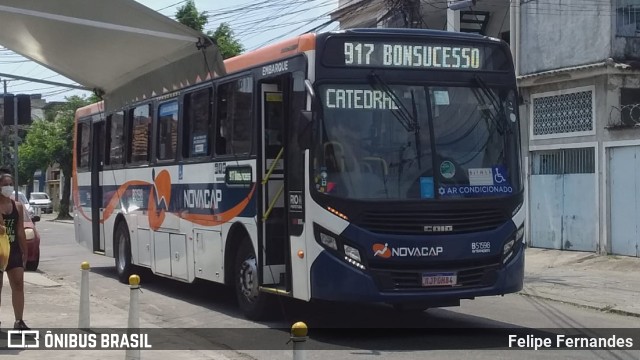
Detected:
left=503, top=239, right=515, bottom=256
left=344, top=244, right=365, bottom=270
left=503, top=225, right=524, bottom=264
left=314, top=224, right=366, bottom=270
left=515, top=225, right=525, bottom=242
left=319, top=232, right=338, bottom=250
left=344, top=244, right=361, bottom=263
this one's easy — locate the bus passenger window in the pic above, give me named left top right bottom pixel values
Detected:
left=108, top=111, right=125, bottom=166
left=264, top=91, right=284, bottom=157
left=157, top=100, right=179, bottom=161
left=184, top=88, right=212, bottom=158
left=78, top=122, right=90, bottom=170
left=216, top=77, right=253, bottom=156
left=129, top=104, right=151, bottom=164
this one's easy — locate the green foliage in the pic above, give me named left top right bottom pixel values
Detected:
left=18, top=95, right=94, bottom=219
left=175, top=0, right=208, bottom=32
left=174, top=2, right=244, bottom=59
left=209, top=23, right=244, bottom=59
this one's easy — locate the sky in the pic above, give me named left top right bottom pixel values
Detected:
left=0, top=0, right=339, bottom=103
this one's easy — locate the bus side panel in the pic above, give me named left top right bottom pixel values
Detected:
left=101, top=168, right=131, bottom=258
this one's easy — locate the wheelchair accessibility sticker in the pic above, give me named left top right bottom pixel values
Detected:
left=438, top=166, right=513, bottom=198
left=468, top=166, right=507, bottom=186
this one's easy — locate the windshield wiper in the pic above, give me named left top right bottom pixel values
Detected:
left=367, top=72, right=417, bottom=132
left=368, top=72, right=423, bottom=168
left=472, top=75, right=507, bottom=135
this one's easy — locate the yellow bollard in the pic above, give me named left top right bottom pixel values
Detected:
left=78, top=261, right=90, bottom=328
left=291, top=322, right=308, bottom=360
left=125, top=274, right=141, bottom=360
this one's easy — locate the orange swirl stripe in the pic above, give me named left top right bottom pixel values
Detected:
left=74, top=179, right=256, bottom=227
left=177, top=184, right=257, bottom=226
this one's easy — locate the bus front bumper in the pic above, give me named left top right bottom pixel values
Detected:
left=309, top=245, right=524, bottom=305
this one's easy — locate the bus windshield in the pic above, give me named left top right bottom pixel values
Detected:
left=313, top=81, right=521, bottom=200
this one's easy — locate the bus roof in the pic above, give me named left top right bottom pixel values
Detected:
left=224, top=33, right=316, bottom=74
left=75, top=101, right=104, bottom=120
left=333, top=28, right=503, bottom=43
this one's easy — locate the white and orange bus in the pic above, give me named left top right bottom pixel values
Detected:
left=73, top=28, right=525, bottom=319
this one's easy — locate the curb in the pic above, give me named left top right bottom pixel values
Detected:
left=518, top=292, right=640, bottom=318
left=46, top=219, right=74, bottom=224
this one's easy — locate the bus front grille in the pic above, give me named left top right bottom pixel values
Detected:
left=356, top=208, right=507, bottom=235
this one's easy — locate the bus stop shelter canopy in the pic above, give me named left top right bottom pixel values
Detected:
left=0, top=0, right=226, bottom=112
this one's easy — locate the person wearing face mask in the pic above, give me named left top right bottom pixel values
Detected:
left=0, top=171, right=30, bottom=330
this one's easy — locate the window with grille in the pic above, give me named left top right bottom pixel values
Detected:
left=531, top=148, right=595, bottom=175
left=617, top=0, right=640, bottom=37
left=531, top=87, right=594, bottom=138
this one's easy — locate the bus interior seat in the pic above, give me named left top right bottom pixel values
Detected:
left=363, top=157, right=388, bottom=177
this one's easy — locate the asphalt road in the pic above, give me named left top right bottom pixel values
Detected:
left=32, top=216, right=640, bottom=360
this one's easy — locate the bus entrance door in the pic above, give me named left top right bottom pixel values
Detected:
left=90, top=119, right=105, bottom=252
left=260, top=82, right=288, bottom=291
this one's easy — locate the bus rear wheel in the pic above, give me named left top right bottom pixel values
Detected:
left=235, top=240, right=274, bottom=320
left=114, top=220, right=133, bottom=284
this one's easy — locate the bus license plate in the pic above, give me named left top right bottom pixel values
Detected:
left=422, top=272, right=457, bottom=287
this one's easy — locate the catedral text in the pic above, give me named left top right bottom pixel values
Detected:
left=325, top=88, right=400, bottom=110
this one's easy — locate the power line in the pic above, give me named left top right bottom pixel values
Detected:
left=0, top=72, right=89, bottom=90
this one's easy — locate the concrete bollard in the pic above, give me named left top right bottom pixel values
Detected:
left=290, top=322, right=308, bottom=360
left=78, top=261, right=90, bottom=328
left=125, top=274, right=141, bottom=360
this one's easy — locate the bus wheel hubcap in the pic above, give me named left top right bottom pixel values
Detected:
left=239, top=256, right=258, bottom=302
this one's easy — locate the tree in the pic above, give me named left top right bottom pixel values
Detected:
left=175, top=0, right=207, bottom=33
left=18, top=119, right=51, bottom=196
left=18, top=95, right=96, bottom=220
left=210, top=23, right=244, bottom=59
left=175, top=2, right=244, bottom=59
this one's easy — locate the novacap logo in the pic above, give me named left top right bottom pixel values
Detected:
left=149, top=169, right=171, bottom=231
left=372, top=243, right=391, bottom=258
left=372, top=243, right=444, bottom=258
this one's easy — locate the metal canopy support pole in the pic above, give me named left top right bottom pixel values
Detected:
left=447, top=8, right=460, bottom=32
left=13, top=96, right=18, bottom=197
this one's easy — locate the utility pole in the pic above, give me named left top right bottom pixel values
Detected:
left=407, top=0, right=421, bottom=28
left=13, top=96, right=18, bottom=198
left=3, top=79, right=7, bottom=94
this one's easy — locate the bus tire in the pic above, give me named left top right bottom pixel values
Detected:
left=114, top=220, right=133, bottom=284
left=235, top=239, right=274, bottom=320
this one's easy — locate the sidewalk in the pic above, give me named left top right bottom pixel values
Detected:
left=522, top=247, right=640, bottom=317
left=0, top=272, right=233, bottom=359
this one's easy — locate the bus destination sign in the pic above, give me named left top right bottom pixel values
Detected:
left=323, top=38, right=507, bottom=70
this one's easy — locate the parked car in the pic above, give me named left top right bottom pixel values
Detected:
left=12, top=191, right=35, bottom=219
left=29, top=192, right=53, bottom=214
left=22, top=205, right=41, bottom=271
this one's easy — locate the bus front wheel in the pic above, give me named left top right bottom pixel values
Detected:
left=114, top=221, right=133, bottom=284
left=235, top=240, right=274, bottom=320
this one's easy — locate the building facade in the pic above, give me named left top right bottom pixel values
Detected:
left=330, top=0, right=640, bottom=257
